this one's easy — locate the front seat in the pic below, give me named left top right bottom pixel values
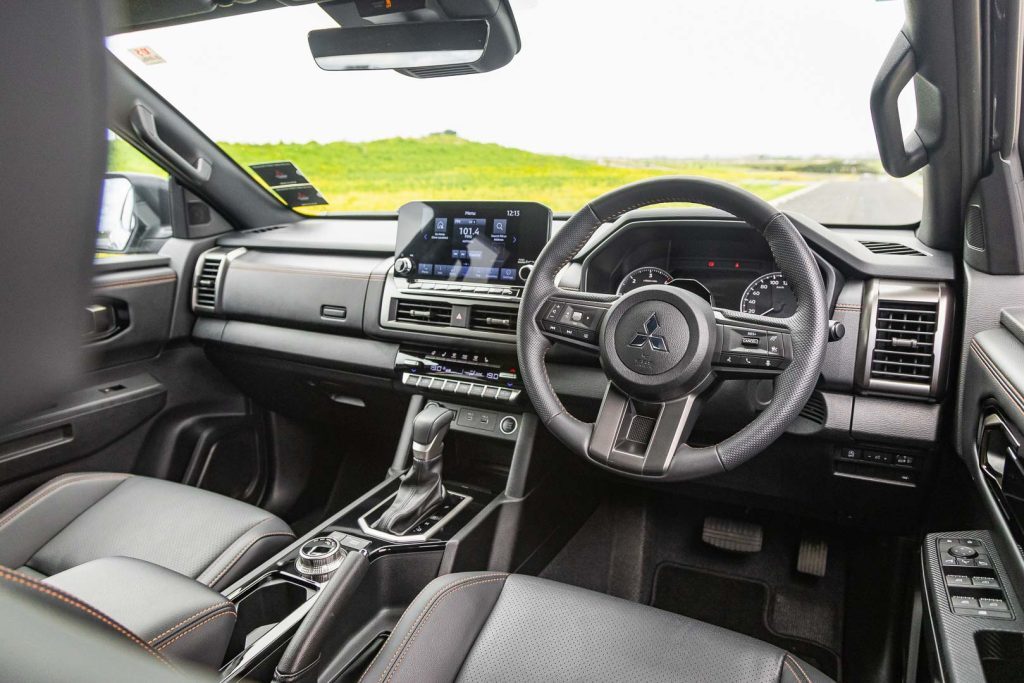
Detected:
left=360, top=572, right=833, bottom=683
left=0, top=472, right=294, bottom=591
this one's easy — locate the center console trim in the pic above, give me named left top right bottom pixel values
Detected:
left=357, top=491, right=473, bottom=544
left=220, top=571, right=322, bottom=682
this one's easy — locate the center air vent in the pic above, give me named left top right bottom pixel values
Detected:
left=394, top=300, right=453, bottom=326
left=470, top=306, right=517, bottom=334
left=859, top=280, right=952, bottom=399
left=859, top=240, right=926, bottom=256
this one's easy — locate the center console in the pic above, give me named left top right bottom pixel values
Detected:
left=215, top=388, right=560, bottom=682
left=379, top=200, right=551, bottom=344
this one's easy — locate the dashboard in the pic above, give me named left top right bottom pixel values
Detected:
left=186, top=199, right=958, bottom=534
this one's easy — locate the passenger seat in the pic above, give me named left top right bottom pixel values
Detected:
left=0, top=472, right=294, bottom=591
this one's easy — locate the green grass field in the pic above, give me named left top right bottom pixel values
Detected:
left=109, top=134, right=877, bottom=214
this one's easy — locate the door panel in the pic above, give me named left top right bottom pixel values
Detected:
left=0, top=251, right=258, bottom=509
left=87, top=265, right=176, bottom=367
left=962, top=307, right=1024, bottom=579
left=0, top=373, right=165, bottom=482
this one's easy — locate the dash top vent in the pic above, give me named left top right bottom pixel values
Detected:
left=857, top=280, right=952, bottom=399
left=859, top=240, right=926, bottom=257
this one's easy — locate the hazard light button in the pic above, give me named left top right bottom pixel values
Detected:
left=450, top=304, right=469, bottom=328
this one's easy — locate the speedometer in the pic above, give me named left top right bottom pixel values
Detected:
left=617, top=267, right=673, bottom=294
left=740, top=272, right=796, bottom=317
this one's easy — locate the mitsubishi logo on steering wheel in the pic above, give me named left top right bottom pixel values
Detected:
left=628, top=313, right=668, bottom=352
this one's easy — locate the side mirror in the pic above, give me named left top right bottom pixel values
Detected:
left=97, top=175, right=137, bottom=252
left=96, top=173, right=172, bottom=253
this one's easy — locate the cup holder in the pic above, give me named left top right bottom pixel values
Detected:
left=976, top=631, right=1024, bottom=683
left=225, top=575, right=316, bottom=661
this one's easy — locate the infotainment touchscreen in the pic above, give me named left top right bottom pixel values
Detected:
left=395, top=201, right=551, bottom=285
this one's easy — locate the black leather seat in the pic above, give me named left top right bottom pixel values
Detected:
left=0, top=472, right=295, bottom=591
left=361, top=572, right=833, bottom=683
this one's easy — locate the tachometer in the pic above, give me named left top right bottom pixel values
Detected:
left=740, top=272, right=795, bottom=317
left=617, top=267, right=673, bottom=294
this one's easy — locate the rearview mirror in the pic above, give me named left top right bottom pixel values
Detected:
left=307, top=0, right=520, bottom=79
left=309, top=21, right=488, bottom=72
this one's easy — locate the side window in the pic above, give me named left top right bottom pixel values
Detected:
left=98, top=133, right=171, bottom=254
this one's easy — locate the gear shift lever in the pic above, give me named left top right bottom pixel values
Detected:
left=372, top=404, right=454, bottom=535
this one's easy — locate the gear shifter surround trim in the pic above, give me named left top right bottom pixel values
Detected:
left=358, top=491, right=473, bottom=544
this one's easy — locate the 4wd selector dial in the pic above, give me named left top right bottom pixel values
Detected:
left=296, top=536, right=346, bottom=580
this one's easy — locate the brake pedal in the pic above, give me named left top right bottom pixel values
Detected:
left=702, top=517, right=763, bottom=553
left=797, top=537, right=828, bottom=577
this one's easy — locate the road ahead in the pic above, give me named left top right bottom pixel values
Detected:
left=774, top=176, right=921, bottom=225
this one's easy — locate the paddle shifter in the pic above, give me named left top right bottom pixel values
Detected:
left=372, top=404, right=455, bottom=535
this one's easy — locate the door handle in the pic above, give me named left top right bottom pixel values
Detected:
left=83, top=303, right=117, bottom=342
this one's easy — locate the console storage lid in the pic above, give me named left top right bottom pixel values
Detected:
left=44, top=556, right=236, bottom=668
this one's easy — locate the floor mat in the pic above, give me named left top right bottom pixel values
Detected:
left=652, top=564, right=839, bottom=678
left=538, top=490, right=845, bottom=679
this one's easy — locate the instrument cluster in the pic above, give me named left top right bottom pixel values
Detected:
left=582, top=220, right=801, bottom=318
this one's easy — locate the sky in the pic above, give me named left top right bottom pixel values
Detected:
left=107, top=0, right=913, bottom=159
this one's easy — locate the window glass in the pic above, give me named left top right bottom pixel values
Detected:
left=107, top=0, right=922, bottom=226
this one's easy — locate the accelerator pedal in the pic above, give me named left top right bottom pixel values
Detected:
left=702, top=517, right=763, bottom=553
left=797, top=537, right=828, bottom=577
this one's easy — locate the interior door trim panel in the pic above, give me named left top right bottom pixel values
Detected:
left=88, top=266, right=176, bottom=366
left=0, top=373, right=166, bottom=483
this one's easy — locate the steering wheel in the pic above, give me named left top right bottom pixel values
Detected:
left=517, top=177, right=828, bottom=481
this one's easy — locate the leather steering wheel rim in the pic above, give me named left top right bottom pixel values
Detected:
left=517, top=176, right=829, bottom=482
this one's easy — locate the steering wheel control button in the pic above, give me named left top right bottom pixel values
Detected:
left=948, top=545, right=979, bottom=559
left=713, top=324, right=792, bottom=376
left=537, top=300, right=606, bottom=347
left=499, top=416, right=518, bottom=435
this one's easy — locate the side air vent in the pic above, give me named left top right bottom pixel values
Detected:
left=870, top=301, right=937, bottom=384
left=799, top=392, right=827, bottom=425
left=859, top=240, right=926, bottom=257
left=858, top=280, right=953, bottom=399
left=394, top=300, right=453, bottom=326
left=193, top=252, right=225, bottom=312
left=470, top=306, right=517, bottom=334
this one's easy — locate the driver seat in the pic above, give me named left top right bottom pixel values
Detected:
left=360, top=572, right=833, bottom=683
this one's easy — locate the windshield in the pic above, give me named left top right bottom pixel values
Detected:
left=107, top=0, right=920, bottom=226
